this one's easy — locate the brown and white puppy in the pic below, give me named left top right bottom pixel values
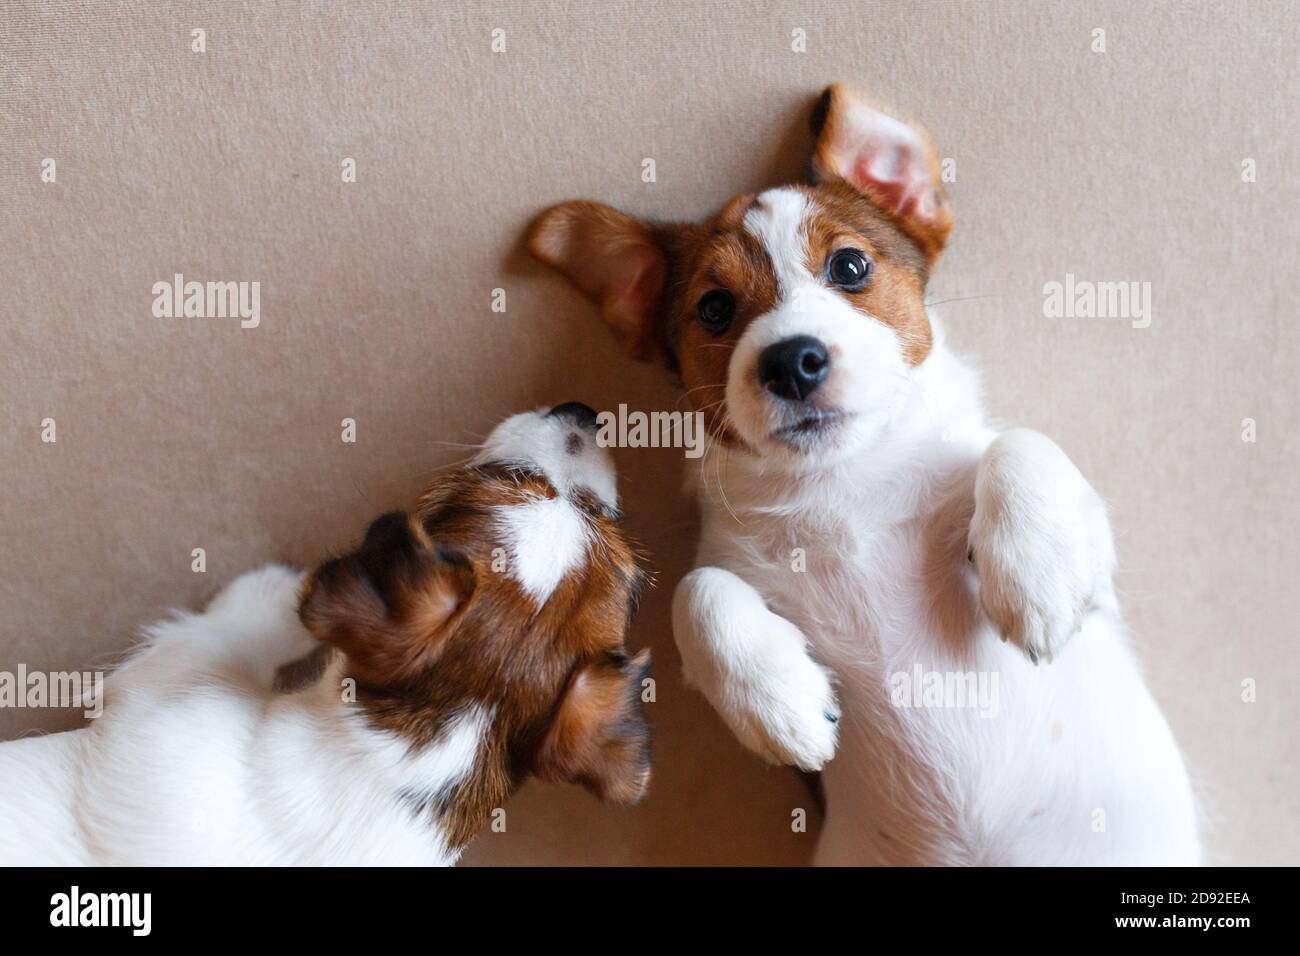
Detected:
left=526, top=87, right=949, bottom=457
left=0, top=404, right=652, bottom=866
left=527, top=87, right=1200, bottom=865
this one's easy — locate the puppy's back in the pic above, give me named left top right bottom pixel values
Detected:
left=0, top=730, right=89, bottom=864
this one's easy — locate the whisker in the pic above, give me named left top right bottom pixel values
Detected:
left=924, top=293, right=1003, bottom=308
left=680, top=383, right=726, bottom=398
left=712, top=435, right=743, bottom=527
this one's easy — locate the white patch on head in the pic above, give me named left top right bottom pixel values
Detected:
left=474, top=410, right=619, bottom=514
left=744, top=189, right=815, bottom=297
left=726, top=188, right=912, bottom=464
left=497, top=495, right=590, bottom=603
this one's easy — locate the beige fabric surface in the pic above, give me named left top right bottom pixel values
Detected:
left=1, top=0, right=1296, bottom=866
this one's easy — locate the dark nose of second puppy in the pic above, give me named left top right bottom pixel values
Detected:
left=547, top=401, right=600, bottom=430
left=759, top=335, right=830, bottom=402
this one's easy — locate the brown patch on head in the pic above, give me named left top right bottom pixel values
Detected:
left=297, top=462, right=651, bottom=850
left=662, top=197, right=779, bottom=445
left=798, top=179, right=934, bottom=365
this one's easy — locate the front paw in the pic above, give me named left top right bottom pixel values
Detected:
left=693, top=618, right=840, bottom=772
left=971, top=536, right=1089, bottom=664
left=673, top=567, right=840, bottom=771
left=970, top=430, right=1103, bottom=664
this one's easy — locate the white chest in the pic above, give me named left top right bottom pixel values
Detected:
left=699, top=494, right=971, bottom=672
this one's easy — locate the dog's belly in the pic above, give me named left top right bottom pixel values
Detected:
left=737, top=544, right=1200, bottom=866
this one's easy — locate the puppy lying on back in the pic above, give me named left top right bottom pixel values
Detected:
left=529, top=86, right=1199, bottom=865
left=0, top=403, right=651, bottom=865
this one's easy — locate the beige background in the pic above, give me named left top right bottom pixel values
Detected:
left=2, top=0, right=1296, bottom=866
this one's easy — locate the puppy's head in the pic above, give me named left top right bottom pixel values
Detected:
left=528, top=85, right=952, bottom=466
left=299, top=404, right=651, bottom=844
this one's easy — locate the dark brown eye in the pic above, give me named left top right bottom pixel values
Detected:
left=827, top=249, right=874, bottom=291
left=697, top=289, right=735, bottom=334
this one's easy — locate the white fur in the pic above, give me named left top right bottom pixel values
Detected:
left=672, top=567, right=838, bottom=770
left=475, top=408, right=619, bottom=513
left=0, top=565, right=490, bottom=866
left=675, top=190, right=1200, bottom=865
left=478, top=407, right=607, bottom=604
left=499, top=495, right=591, bottom=603
left=744, top=190, right=814, bottom=295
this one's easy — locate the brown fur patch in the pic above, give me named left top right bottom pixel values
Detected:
left=798, top=180, right=934, bottom=365
left=297, top=462, right=651, bottom=850
left=299, top=511, right=477, bottom=687
left=535, top=648, right=652, bottom=804
left=666, top=204, right=779, bottom=447
left=271, top=644, right=333, bottom=693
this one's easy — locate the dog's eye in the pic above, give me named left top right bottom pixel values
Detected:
left=697, top=290, right=735, bottom=334
left=827, top=248, right=874, bottom=291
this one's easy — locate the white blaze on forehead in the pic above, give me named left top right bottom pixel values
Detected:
left=497, top=495, right=590, bottom=603
left=744, top=189, right=817, bottom=299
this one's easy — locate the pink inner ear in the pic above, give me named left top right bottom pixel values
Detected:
left=831, top=105, right=939, bottom=222
left=854, top=146, right=938, bottom=223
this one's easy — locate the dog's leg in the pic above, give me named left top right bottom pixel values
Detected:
left=672, top=567, right=839, bottom=771
left=200, top=564, right=318, bottom=683
left=969, top=428, right=1118, bottom=664
left=115, top=565, right=316, bottom=692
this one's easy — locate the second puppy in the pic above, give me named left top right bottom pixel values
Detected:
left=0, top=403, right=650, bottom=865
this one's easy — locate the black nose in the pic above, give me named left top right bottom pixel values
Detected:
left=547, top=401, right=599, bottom=430
left=758, top=335, right=830, bottom=401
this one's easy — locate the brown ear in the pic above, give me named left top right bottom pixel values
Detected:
left=527, top=201, right=672, bottom=363
left=811, top=84, right=953, bottom=262
left=534, top=648, right=653, bottom=805
left=298, top=511, right=476, bottom=686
